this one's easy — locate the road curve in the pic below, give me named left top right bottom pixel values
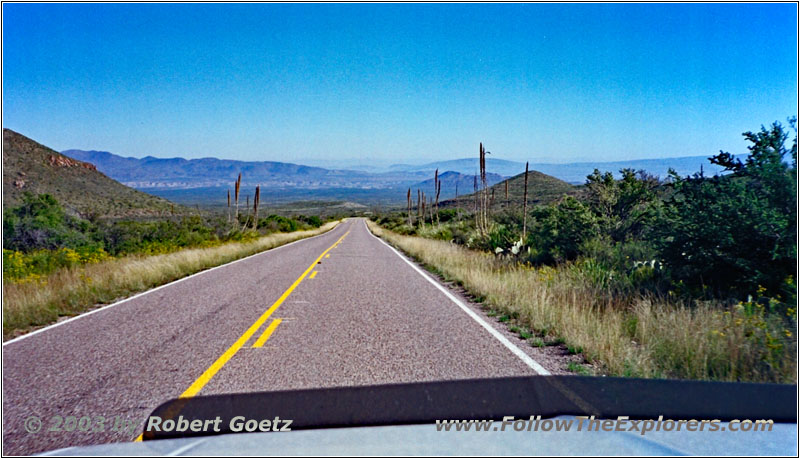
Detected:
left=3, top=218, right=547, bottom=455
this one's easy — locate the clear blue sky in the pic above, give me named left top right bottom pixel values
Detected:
left=3, top=3, right=797, bottom=166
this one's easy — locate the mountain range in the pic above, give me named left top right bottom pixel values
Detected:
left=58, top=148, right=741, bottom=207
left=61, top=149, right=425, bottom=190
left=388, top=155, right=745, bottom=183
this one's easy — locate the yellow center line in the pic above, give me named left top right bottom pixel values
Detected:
left=134, top=229, right=349, bottom=442
left=309, top=270, right=318, bottom=279
left=252, top=319, right=282, bottom=348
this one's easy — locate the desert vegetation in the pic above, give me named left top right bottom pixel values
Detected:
left=372, top=118, right=797, bottom=383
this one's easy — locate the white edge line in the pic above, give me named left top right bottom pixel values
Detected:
left=363, top=219, right=551, bottom=376
left=36, top=446, right=75, bottom=456
left=165, top=437, right=209, bottom=456
left=3, top=221, right=345, bottom=347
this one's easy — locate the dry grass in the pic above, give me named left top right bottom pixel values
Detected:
left=3, top=221, right=340, bottom=340
left=367, top=220, right=796, bottom=383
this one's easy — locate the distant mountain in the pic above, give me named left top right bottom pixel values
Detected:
left=3, top=130, right=180, bottom=218
left=62, top=149, right=426, bottom=190
left=411, top=171, right=506, bottom=200
left=390, top=155, right=747, bottom=184
left=390, top=158, right=525, bottom=177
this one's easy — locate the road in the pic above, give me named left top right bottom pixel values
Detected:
left=2, top=218, right=551, bottom=455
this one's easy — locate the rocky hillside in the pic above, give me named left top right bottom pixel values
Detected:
left=3, top=129, right=181, bottom=218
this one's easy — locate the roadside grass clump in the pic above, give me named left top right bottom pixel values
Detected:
left=3, top=221, right=339, bottom=340
left=367, top=220, right=796, bottom=383
left=530, top=337, right=546, bottom=348
left=567, top=361, right=592, bottom=376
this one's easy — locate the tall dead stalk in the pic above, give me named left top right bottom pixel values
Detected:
left=251, top=186, right=260, bottom=231
left=421, top=191, right=426, bottom=228
left=407, top=188, right=412, bottom=226
left=417, top=189, right=422, bottom=222
left=234, top=173, right=242, bottom=221
left=434, top=169, right=441, bottom=226
left=477, top=143, right=491, bottom=235
left=522, top=161, right=529, bottom=242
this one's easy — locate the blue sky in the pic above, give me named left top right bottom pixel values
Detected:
left=3, top=3, right=797, bottom=166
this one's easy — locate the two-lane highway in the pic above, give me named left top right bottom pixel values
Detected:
left=3, top=218, right=548, bottom=455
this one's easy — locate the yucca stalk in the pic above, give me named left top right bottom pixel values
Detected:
left=421, top=191, right=426, bottom=228
left=435, top=177, right=441, bottom=226
left=252, top=186, right=260, bottom=231
left=505, top=180, right=509, bottom=208
left=227, top=189, right=231, bottom=223
left=407, top=188, right=412, bottom=226
left=522, top=161, right=529, bottom=242
left=234, top=173, right=242, bottom=220
left=433, top=169, right=440, bottom=226
left=417, top=189, right=422, bottom=222
left=477, top=143, right=491, bottom=234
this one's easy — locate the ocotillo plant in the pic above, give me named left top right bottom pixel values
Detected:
left=523, top=162, right=529, bottom=242
left=407, top=188, right=412, bottom=226
left=251, top=186, right=261, bottom=231
left=505, top=181, right=509, bottom=207
left=227, top=189, right=231, bottom=222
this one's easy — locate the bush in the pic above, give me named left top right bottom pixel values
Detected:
left=3, top=195, right=329, bottom=281
left=3, top=193, right=93, bottom=252
left=527, top=196, right=598, bottom=264
left=658, top=119, right=797, bottom=300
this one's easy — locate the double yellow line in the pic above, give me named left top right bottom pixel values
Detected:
left=135, top=229, right=348, bottom=441
left=180, top=229, right=348, bottom=398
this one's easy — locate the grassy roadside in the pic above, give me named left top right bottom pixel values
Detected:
left=3, top=221, right=340, bottom=340
left=367, top=220, right=796, bottom=383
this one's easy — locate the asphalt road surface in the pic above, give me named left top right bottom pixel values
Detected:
left=2, top=218, right=551, bottom=455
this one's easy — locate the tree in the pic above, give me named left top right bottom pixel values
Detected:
left=659, top=118, right=797, bottom=298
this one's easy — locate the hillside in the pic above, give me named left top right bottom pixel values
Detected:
left=442, top=169, right=576, bottom=209
left=3, top=129, right=180, bottom=218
